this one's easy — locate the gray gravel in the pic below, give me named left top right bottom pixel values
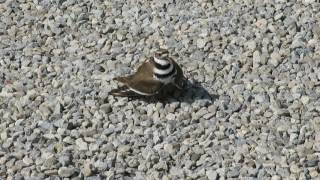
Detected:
left=1, top=0, right=320, bottom=179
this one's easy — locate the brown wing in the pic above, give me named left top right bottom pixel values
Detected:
left=114, top=58, right=154, bottom=86
left=127, top=79, right=164, bottom=96
left=134, top=58, right=154, bottom=79
left=114, top=75, right=134, bottom=84
left=113, top=58, right=163, bottom=96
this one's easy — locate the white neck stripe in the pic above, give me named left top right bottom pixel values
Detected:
left=154, top=57, right=170, bottom=66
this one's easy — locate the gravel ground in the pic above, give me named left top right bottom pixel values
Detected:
left=1, top=0, right=320, bottom=179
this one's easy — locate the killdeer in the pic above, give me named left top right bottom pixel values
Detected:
left=110, top=49, right=186, bottom=97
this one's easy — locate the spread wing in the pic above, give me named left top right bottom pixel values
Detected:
left=109, top=86, right=142, bottom=97
left=110, top=79, right=164, bottom=97
left=111, top=58, right=164, bottom=96
left=114, top=59, right=154, bottom=85
left=127, top=79, right=164, bottom=96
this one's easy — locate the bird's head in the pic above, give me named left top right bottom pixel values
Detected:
left=154, top=49, right=169, bottom=60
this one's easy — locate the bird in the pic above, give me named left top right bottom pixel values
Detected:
left=110, top=49, right=186, bottom=98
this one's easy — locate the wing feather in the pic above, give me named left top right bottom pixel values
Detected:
left=128, top=79, right=164, bottom=96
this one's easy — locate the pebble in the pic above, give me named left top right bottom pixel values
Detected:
left=303, top=0, right=315, bottom=4
left=270, top=52, right=281, bottom=67
left=197, top=38, right=207, bottom=49
left=75, top=138, right=88, bottom=151
left=227, top=168, right=240, bottom=178
left=255, top=19, right=267, bottom=29
left=206, top=170, right=218, bottom=180
left=81, top=163, right=92, bottom=177
left=253, top=50, right=261, bottom=68
left=290, top=164, right=301, bottom=174
left=58, top=155, right=71, bottom=167
left=58, top=167, right=75, bottom=177
left=166, top=113, right=176, bottom=121
left=22, top=157, right=33, bottom=166
left=309, top=168, right=319, bottom=178
left=300, top=96, right=310, bottom=105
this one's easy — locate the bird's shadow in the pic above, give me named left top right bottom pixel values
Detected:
left=128, top=79, right=218, bottom=104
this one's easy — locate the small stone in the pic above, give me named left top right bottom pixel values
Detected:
left=53, top=103, right=63, bottom=115
left=76, top=138, right=88, bottom=151
left=276, top=167, right=290, bottom=177
left=303, top=0, right=315, bottom=5
left=186, top=62, right=199, bottom=71
left=170, top=166, right=184, bottom=177
left=290, top=164, right=301, bottom=174
left=43, top=155, right=57, bottom=168
left=116, top=31, right=127, bottom=41
left=203, top=113, right=215, bottom=120
left=271, top=175, right=281, bottom=180
left=190, top=153, right=201, bottom=162
left=206, top=170, right=218, bottom=180
left=166, top=113, right=175, bottom=121
left=89, top=143, right=99, bottom=152
left=255, top=19, right=267, bottom=29
left=58, top=167, right=75, bottom=177
left=52, top=79, right=62, bottom=88
left=118, top=145, right=131, bottom=154
left=97, top=38, right=107, bottom=49
left=274, top=13, right=283, bottom=21
left=0, top=131, right=7, bottom=141
left=164, top=144, right=175, bottom=155
left=253, top=50, right=261, bottom=68
left=103, top=128, right=114, bottom=136
left=22, top=156, right=33, bottom=166
left=100, top=104, right=112, bottom=113
left=43, top=134, right=56, bottom=139
left=227, top=168, right=240, bottom=178
left=194, top=108, right=208, bottom=119
left=63, top=136, right=73, bottom=144
left=208, top=105, right=217, bottom=114
left=256, top=145, right=268, bottom=154
left=300, top=96, right=310, bottom=105
left=270, top=52, right=281, bottom=66
left=309, top=168, right=319, bottom=178
left=127, top=158, right=139, bottom=168
left=57, top=128, right=65, bottom=135
left=82, top=163, right=92, bottom=177
left=289, top=133, right=299, bottom=142
left=234, top=153, right=244, bottom=163
left=100, top=143, right=115, bottom=153
left=197, top=38, right=207, bottom=48
left=154, top=160, right=168, bottom=170
left=246, top=40, right=257, bottom=50
left=58, top=155, right=71, bottom=166
left=256, top=93, right=269, bottom=103
left=306, top=159, right=319, bottom=167
left=104, top=171, right=115, bottom=179
left=216, top=168, right=226, bottom=178
left=313, top=132, right=320, bottom=151
left=39, top=103, right=52, bottom=119
left=268, top=24, right=276, bottom=32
